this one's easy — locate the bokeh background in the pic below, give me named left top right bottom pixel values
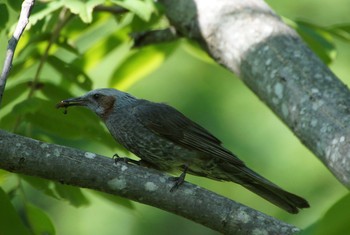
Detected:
left=1, top=0, right=350, bottom=234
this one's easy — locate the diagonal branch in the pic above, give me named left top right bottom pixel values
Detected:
left=0, top=0, right=35, bottom=108
left=158, top=0, right=350, bottom=187
left=0, top=130, right=299, bottom=234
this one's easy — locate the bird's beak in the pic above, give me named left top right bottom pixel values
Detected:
left=56, top=96, right=87, bottom=110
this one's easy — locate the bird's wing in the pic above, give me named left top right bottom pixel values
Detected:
left=133, top=101, right=244, bottom=166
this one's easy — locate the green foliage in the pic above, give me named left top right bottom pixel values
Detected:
left=25, top=203, right=56, bottom=235
left=0, top=0, right=350, bottom=234
left=0, top=187, right=31, bottom=235
left=301, top=193, right=350, bottom=235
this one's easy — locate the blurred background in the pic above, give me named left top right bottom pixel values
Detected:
left=1, top=0, right=350, bottom=234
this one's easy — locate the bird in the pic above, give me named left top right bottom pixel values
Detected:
left=56, top=88, right=310, bottom=214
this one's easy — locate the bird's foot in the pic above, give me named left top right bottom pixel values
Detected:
left=170, top=165, right=188, bottom=192
left=113, top=153, right=140, bottom=165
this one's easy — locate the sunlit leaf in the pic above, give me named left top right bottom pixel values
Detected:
left=27, top=1, right=64, bottom=29
left=25, top=203, right=56, bottom=235
left=182, top=40, right=214, bottom=64
left=327, top=24, right=350, bottom=42
left=111, top=0, right=155, bottom=21
left=63, top=0, right=105, bottom=23
left=109, top=42, right=178, bottom=90
left=0, top=187, right=31, bottom=235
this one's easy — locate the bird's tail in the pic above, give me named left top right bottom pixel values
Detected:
left=224, top=165, right=310, bottom=214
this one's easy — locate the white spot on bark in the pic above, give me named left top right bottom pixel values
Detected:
left=184, top=188, right=194, bottom=195
left=332, top=138, right=338, bottom=145
left=311, top=119, right=318, bottom=127
left=340, top=136, right=345, bottom=142
left=266, top=84, right=271, bottom=94
left=272, top=97, right=279, bottom=105
left=40, top=143, right=49, bottom=149
left=53, top=148, right=60, bottom=157
left=315, top=73, right=322, bottom=79
left=281, top=103, right=289, bottom=117
left=121, top=165, right=128, bottom=171
left=159, top=177, right=166, bottom=183
left=145, top=182, right=158, bottom=191
left=84, top=152, right=96, bottom=159
left=265, top=58, right=271, bottom=66
left=312, top=100, right=324, bottom=110
left=311, top=88, right=319, bottom=94
left=274, top=83, right=283, bottom=99
left=16, top=143, right=21, bottom=147
left=237, top=210, right=250, bottom=223
left=108, top=178, right=127, bottom=190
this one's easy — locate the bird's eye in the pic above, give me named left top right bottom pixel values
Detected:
left=93, top=94, right=101, bottom=100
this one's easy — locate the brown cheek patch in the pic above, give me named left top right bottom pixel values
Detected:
left=100, top=96, right=116, bottom=120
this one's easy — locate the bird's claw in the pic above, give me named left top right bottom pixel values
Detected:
left=113, top=154, right=140, bottom=165
left=170, top=165, right=188, bottom=192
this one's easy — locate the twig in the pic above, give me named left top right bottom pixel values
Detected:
left=0, top=0, right=35, bottom=108
left=131, top=28, right=179, bottom=48
left=0, top=130, right=300, bottom=235
left=94, top=5, right=128, bottom=14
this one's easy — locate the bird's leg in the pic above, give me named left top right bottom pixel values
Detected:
left=170, top=164, right=189, bottom=192
left=113, top=153, right=140, bottom=165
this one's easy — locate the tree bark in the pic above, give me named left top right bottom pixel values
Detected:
left=159, top=0, right=350, bottom=187
left=0, top=130, right=299, bottom=234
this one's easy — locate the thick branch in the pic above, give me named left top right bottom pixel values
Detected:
left=159, top=0, right=350, bottom=187
left=0, top=130, right=299, bottom=234
left=0, top=0, right=35, bottom=107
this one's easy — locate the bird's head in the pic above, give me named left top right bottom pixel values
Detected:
left=56, top=88, right=136, bottom=120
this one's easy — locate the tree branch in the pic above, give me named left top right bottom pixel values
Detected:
left=131, top=28, right=179, bottom=48
left=0, top=0, right=35, bottom=108
left=0, top=130, right=299, bottom=234
left=158, top=0, right=350, bottom=187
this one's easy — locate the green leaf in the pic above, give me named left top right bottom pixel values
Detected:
left=12, top=96, right=43, bottom=115
left=111, top=0, right=155, bottom=21
left=0, top=187, right=31, bottom=235
left=54, top=183, right=90, bottom=207
left=6, top=0, right=22, bottom=12
left=28, top=96, right=116, bottom=147
left=40, top=82, right=73, bottom=101
left=27, top=1, right=64, bottom=29
left=327, top=24, right=350, bottom=42
left=91, top=190, right=134, bottom=209
left=0, top=4, right=9, bottom=31
left=109, top=42, right=178, bottom=90
left=301, top=193, right=350, bottom=235
left=9, top=95, right=116, bottom=148
left=1, top=82, right=28, bottom=108
left=21, top=175, right=60, bottom=200
left=46, top=55, right=92, bottom=90
left=63, top=0, right=105, bottom=23
left=25, top=203, right=55, bottom=235
left=183, top=40, right=214, bottom=64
